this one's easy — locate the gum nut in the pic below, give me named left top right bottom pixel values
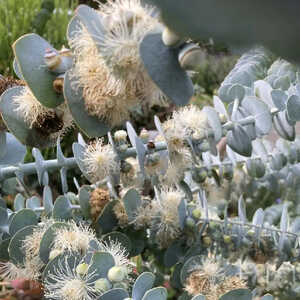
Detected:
left=179, top=44, right=204, bottom=70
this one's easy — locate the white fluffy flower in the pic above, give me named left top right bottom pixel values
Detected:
left=83, top=138, right=118, bottom=183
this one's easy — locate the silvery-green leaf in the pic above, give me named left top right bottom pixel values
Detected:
left=64, top=70, right=109, bottom=138
left=0, top=133, right=26, bottom=166
left=75, top=5, right=105, bottom=49
left=14, top=193, right=25, bottom=211
left=273, top=110, right=295, bottom=141
left=228, top=84, right=245, bottom=101
left=146, top=0, right=300, bottom=64
left=227, top=124, right=252, bottom=157
left=43, top=185, right=53, bottom=214
left=238, top=196, right=247, bottom=223
left=79, top=186, right=91, bottom=220
left=9, top=209, right=38, bottom=236
left=122, top=188, right=141, bottom=222
left=213, top=95, right=228, bottom=119
left=39, top=222, right=70, bottom=263
left=0, top=131, right=6, bottom=159
left=274, top=75, right=290, bottom=90
left=135, top=136, right=147, bottom=176
left=98, top=288, right=129, bottom=300
left=219, top=289, right=252, bottom=300
left=142, top=287, right=167, bottom=300
left=13, top=33, right=64, bottom=108
left=87, top=251, right=115, bottom=281
left=13, top=58, right=23, bottom=80
left=252, top=208, right=264, bottom=238
left=254, top=80, right=274, bottom=108
left=287, top=95, right=300, bottom=121
left=52, top=196, right=72, bottom=220
left=67, top=15, right=82, bottom=42
left=271, top=90, right=287, bottom=111
left=8, top=225, right=35, bottom=266
left=0, top=87, right=58, bottom=148
left=140, top=33, right=193, bottom=106
left=261, top=295, right=274, bottom=300
left=133, top=272, right=155, bottom=300
left=279, top=203, right=289, bottom=251
left=202, top=106, right=222, bottom=142
left=191, top=295, right=206, bottom=300
left=241, top=96, right=272, bottom=136
left=72, top=142, right=92, bottom=182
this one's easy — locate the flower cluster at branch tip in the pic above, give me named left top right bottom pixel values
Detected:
left=83, top=138, right=118, bottom=183
left=70, top=0, right=166, bottom=127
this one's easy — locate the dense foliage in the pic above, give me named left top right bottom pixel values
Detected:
left=0, top=1, right=300, bottom=300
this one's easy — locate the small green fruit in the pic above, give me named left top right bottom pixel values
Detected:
left=94, top=278, right=112, bottom=292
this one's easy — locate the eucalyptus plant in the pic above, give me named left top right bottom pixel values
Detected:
left=1, top=0, right=300, bottom=299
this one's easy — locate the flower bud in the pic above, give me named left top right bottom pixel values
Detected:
left=223, top=235, right=231, bottom=244
left=139, top=128, right=149, bottom=142
left=107, top=266, right=127, bottom=282
left=162, top=27, right=183, bottom=47
left=76, top=263, right=89, bottom=276
left=178, top=44, right=204, bottom=71
left=49, top=249, right=62, bottom=261
left=202, top=236, right=212, bottom=247
left=53, top=74, right=64, bottom=94
left=114, top=130, right=127, bottom=142
left=192, top=208, right=202, bottom=219
left=113, top=282, right=128, bottom=290
left=94, top=278, right=112, bottom=292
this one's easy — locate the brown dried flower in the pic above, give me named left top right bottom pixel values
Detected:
left=89, top=188, right=110, bottom=221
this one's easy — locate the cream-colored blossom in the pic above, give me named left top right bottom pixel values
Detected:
left=151, top=187, right=184, bottom=247
left=69, top=0, right=166, bottom=127
left=83, top=138, right=118, bottom=183
left=44, top=257, right=98, bottom=300
left=13, top=86, right=73, bottom=141
left=99, top=239, right=130, bottom=267
left=52, top=221, right=96, bottom=255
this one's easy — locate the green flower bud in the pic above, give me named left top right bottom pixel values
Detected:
left=76, top=263, right=89, bottom=276
left=223, top=235, right=231, bottom=244
left=192, top=208, right=202, bottom=219
left=108, top=266, right=127, bottom=282
left=113, top=282, right=128, bottom=290
left=202, top=236, right=212, bottom=247
left=94, top=278, right=112, bottom=292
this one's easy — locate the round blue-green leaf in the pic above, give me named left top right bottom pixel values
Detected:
left=219, top=289, right=252, bottom=300
left=39, top=222, right=70, bottom=263
left=0, top=238, right=10, bottom=261
left=122, top=188, right=141, bottom=222
left=0, top=87, right=56, bottom=148
left=9, top=209, right=38, bottom=236
left=191, top=296, right=206, bottom=300
left=43, top=185, right=54, bottom=215
left=87, top=251, right=115, bottom=281
left=228, top=84, right=245, bottom=101
left=241, top=96, right=272, bottom=136
left=202, top=106, right=222, bottom=142
left=26, top=196, right=41, bottom=210
left=72, top=142, right=92, bottom=181
left=142, top=287, right=167, bottom=300
left=13, top=33, right=64, bottom=108
left=75, top=5, right=105, bottom=50
left=52, top=195, right=72, bottom=220
left=14, top=193, right=25, bottom=211
left=13, top=58, right=23, bottom=80
left=95, top=200, right=118, bottom=235
left=140, top=33, right=193, bottom=106
left=42, top=251, right=82, bottom=283
left=227, top=125, right=252, bottom=157
left=98, top=288, right=129, bottom=300
left=287, top=95, right=300, bottom=122
left=0, top=207, right=8, bottom=228
left=133, top=272, right=155, bottom=300
left=79, top=185, right=92, bottom=219
left=8, top=225, right=35, bottom=266
left=102, top=231, right=132, bottom=256
left=271, top=90, right=287, bottom=111
left=64, top=70, right=110, bottom=138
left=0, top=133, right=26, bottom=166
left=67, top=15, right=82, bottom=42
left=273, top=111, right=295, bottom=141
